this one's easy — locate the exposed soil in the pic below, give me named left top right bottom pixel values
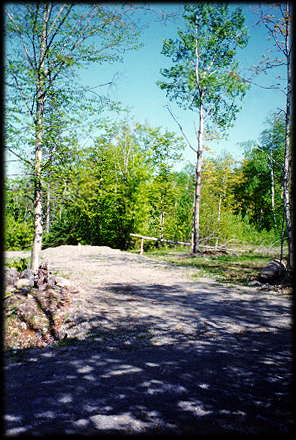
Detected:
left=4, top=245, right=293, bottom=436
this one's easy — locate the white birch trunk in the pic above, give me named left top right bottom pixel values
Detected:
left=160, top=211, right=164, bottom=240
left=192, top=104, right=204, bottom=253
left=191, top=32, right=204, bottom=254
left=45, top=183, right=51, bottom=234
left=215, top=194, right=222, bottom=248
left=30, top=5, right=49, bottom=273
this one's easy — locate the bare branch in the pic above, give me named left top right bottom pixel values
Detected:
left=165, top=105, right=196, bottom=153
left=6, top=146, right=34, bottom=167
left=241, top=75, right=287, bottom=96
left=257, top=5, right=289, bottom=56
left=84, top=81, right=113, bottom=90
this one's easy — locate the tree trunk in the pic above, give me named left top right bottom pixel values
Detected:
left=31, top=146, right=43, bottom=273
left=192, top=104, right=204, bottom=253
left=215, top=194, right=222, bottom=248
left=30, top=5, right=49, bottom=273
left=283, top=1, right=293, bottom=277
left=270, top=157, right=277, bottom=228
left=283, top=85, right=293, bottom=274
left=45, top=183, right=51, bottom=234
left=160, top=211, right=164, bottom=240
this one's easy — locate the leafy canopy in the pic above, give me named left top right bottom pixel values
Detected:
left=157, top=3, right=249, bottom=130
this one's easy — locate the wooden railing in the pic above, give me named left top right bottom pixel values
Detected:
left=130, top=233, right=235, bottom=255
left=130, top=233, right=191, bottom=255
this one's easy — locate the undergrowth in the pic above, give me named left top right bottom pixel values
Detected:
left=5, top=257, right=30, bottom=272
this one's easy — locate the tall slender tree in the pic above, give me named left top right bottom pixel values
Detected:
left=5, top=3, right=140, bottom=272
left=254, top=2, right=293, bottom=276
left=157, top=4, right=249, bottom=253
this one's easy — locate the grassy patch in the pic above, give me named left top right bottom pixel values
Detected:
left=141, top=246, right=276, bottom=286
left=51, top=270, right=70, bottom=279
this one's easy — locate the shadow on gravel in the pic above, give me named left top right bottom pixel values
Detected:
left=4, top=281, right=293, bottom=437
left=103, top=281, right=291, bottom=330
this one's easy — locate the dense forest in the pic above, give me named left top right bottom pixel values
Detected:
left=4, top=3, right=293, bottom=277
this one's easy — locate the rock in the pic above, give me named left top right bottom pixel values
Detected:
left=15, top=278, right=34, bottom=289
left=248, top=280, right=262, bottom=287
left=5, top=284, right=16, bottom=293
left=259, top=259, right=287, bottom=284
left=55, top=277, right=72, bottom=288
left=20, top=269, right=35, bottom=281
left=20, top=287, right=35, bottom=295
left=5, top=267, right=19, bottom=285
left=48, top=275, right=57, bottom=287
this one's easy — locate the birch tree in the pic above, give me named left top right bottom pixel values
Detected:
left=231, top=114, right=285, bottom=236
left=253, top=2, right=293, bottom=276
left=157, top=4, right=249, bottom=253
left=5, top=3, right=140, bottom=272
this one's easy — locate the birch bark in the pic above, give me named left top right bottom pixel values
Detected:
left=30, top=4, right=50, bottom=272
left=192, top=104, right=204, bottom=253
left=45, top=183, right=51, bottom=234
left=191, top=32, right=204, bottom=254
left=215, top=194, right=222, bottom=248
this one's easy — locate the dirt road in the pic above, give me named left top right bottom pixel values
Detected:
left=4, top=245, right=293, bottom=435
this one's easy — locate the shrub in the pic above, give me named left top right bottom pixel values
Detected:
left=5, top=257, right=29, bottom=272
left=4, top=214, right=33, bottom=250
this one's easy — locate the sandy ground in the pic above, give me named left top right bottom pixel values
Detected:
left=4, top=245, right=293, bottom=436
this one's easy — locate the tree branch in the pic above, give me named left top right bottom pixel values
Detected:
left=44, top=4, right=73, bottom=63
left=7, top=70, right=36, bottom=117
left=165, top=105, right=196, bottom=153
left=241, top=75, right=287, bottom=95
left=6, top=147, right=34, bottom=168
left=6, top=10, right=37, bottom=71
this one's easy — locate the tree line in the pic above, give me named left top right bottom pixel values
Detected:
left=5, top=112, right=286, bottom=250
left=4, top=3, right=293, bottom=278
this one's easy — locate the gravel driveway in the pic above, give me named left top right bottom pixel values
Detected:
left=4, top=245, right=293, bottom=435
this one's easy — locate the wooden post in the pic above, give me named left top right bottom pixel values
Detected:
left=140, top=238, right=144, bottom=255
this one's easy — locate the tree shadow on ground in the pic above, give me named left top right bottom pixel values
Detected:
left=101, top=281, right=291, bottom=331
left=4, top=280, right=293, bottom=437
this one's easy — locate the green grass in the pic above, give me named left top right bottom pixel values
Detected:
left=51, top=270, right=70, bottom=278
left=5, top=257, right=30, bottom=272
left=138, top=246, right=278, bottom=286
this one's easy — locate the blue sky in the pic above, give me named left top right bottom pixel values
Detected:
left=78, top=3, right=286, bottom=169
